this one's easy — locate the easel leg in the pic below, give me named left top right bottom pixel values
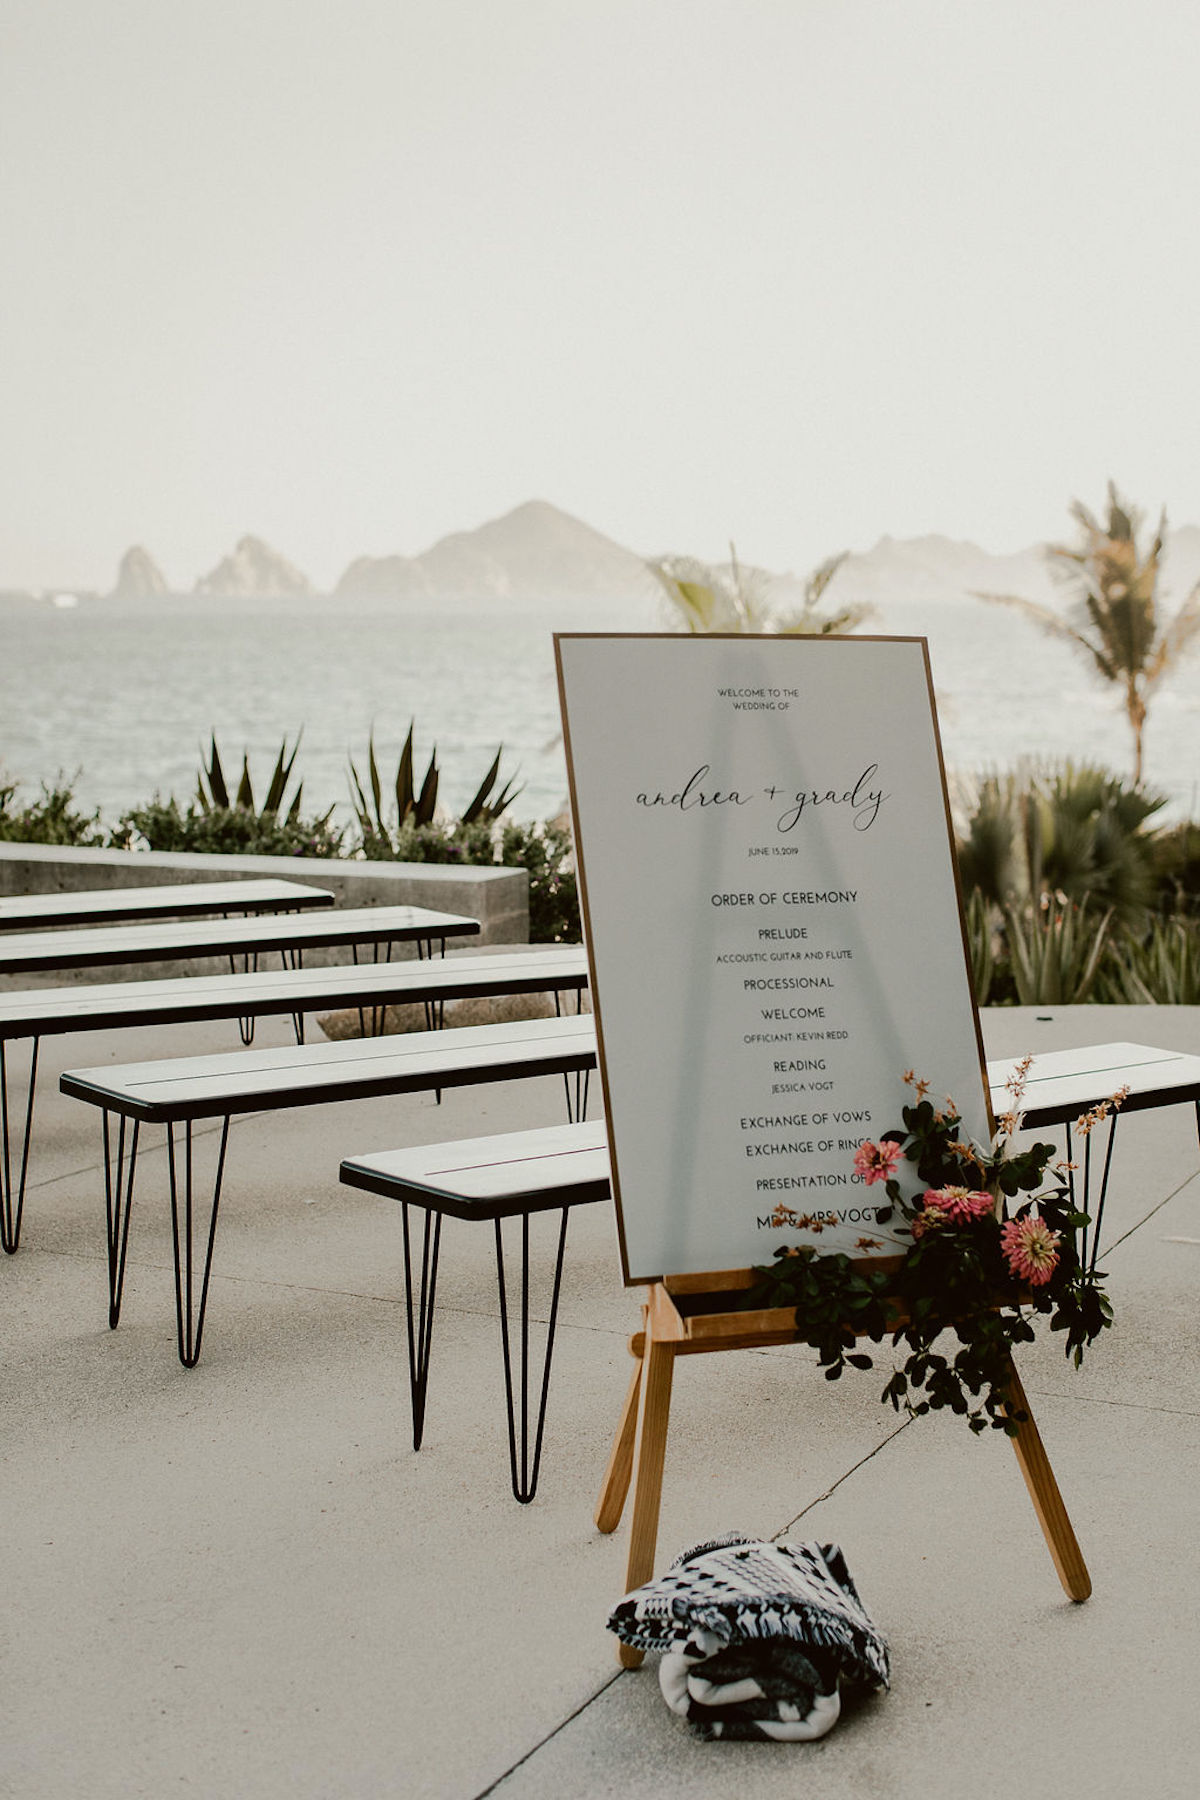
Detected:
left=617, top=1330, right=676, bottom=1669
left=594, top=1328, right=644, bottom=1533
left=1005, top=1358, right=1091, bottom=1602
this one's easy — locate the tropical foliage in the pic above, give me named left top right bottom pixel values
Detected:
left=952, top=759, right=1200, bottom=1004
left=978, top=483, right=1200, bottom=783
left=955, top=762, right=1164, bottom=921
left=648, top=544, right=872, bottom=636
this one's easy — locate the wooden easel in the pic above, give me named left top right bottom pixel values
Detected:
left=595, top=1269, right=1091, bottom=1671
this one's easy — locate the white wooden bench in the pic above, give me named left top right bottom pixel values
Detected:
left=0, top=877, right=334, bottom=932
left=0, top=948, right=586, bottom=1251
left=58, top=1014, right=596, bottom=1366
left=0, top=901, right=478, bottom=978
left=338, top=1041, right=1200, bottom=1501
left=341, top=1121, right=609, bottom=1501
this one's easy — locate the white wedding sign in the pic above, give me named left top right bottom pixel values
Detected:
left=556, top=633, right=992, bottom=1284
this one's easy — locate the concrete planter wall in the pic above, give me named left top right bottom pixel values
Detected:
left=0, top=842, right=528, bottom=984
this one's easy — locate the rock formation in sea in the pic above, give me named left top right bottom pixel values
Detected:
left=110, top=545, right=170, bottom=599
left=195, top=535, right=313, bottom=598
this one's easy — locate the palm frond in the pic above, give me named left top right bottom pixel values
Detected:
left=1145, top=580, right=1200, bottom=690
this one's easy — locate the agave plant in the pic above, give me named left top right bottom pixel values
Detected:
left=196, top=731, right=319, bottom=824
left=460, top=746, right=523, bottom=825
left=348, top=724, right=522, bottom=852
left=1003, top=897, right=1112, bottom=1005
left=1096, top=917, right=1200, bottom=1005
left=348, top=724, right=439, bottom=847
left=963, top=888, right=1001, bottom=1005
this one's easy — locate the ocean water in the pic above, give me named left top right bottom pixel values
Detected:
left=1, top=591, right=1197, bottom=830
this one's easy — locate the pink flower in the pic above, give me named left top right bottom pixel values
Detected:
left=922, top=1186, right=996, bottom=1226
left=1000, top=1215, right=1062, bottom=1286
left=854, top=1139, right=903, bottom=1185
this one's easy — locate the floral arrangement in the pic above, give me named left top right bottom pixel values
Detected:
left=747, top=1061, right=1123, bottom=1435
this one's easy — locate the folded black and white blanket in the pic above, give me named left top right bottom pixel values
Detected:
left=607, top=1536, right=889, bottom=1742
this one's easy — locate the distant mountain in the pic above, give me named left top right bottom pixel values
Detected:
left=816, top=533, right=1059, bottom=618
left=110, top=545, right=169, bottom=600
left=195, top=535, right=313, bottom=598
left=100, top=509, right=1200, bottom=619
left=336, top=499, right=662, bottom=610
left=813, top=526, right=1200, bottom=632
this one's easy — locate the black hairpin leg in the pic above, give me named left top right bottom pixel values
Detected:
left=277, top=943, right=306, bottom=1042
left=1, top=1037, right=39, bottom=1253
left=355, top=1002, right=397, bottom=1037
left=401, top=1203, right=442, bottom=1450
left=494, top=1207, right=572, bottom=1504
left=103, top=1111, right=140, bottom=1326
left=563, top=1068, right=590, bottom=1122
left=554, top=990, right=589, bottom=1120
left=406, top=940, right=447, bottom=1092
left=228, top=950, right=261, bottom=1045
left=166, top=1116, right=230, bottom=1368
left=1063, top=1109, right=1121, bottom=1272
left=1084, top=1110, right=1120, bottom=1274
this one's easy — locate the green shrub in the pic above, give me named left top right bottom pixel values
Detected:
left=109, top=797, right=347, bottom=859
left=1095, top=916, right=1200, bottom=1004
left=499, top=820, right=579, bottom=944
left=109, top=729, right=347, bottom=859
left=375, top=818, right=497, bottom=865
left=1148, top=821, right=1200, bottom=915
left=365, top=817, right=580, bottom=943
left=0, top=776, right=103, bottom=846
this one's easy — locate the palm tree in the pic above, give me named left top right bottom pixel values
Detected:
left=978, top=483, right=1200, bottom=784
left=648, top=544, right=872, bottom=636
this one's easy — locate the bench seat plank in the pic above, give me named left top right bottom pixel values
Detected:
left=0, top=948, right=586, bottom=1040
left=0, top=903, right=479, bottom=975
left=989, top=1041, right=1200, bottom=1127
left=60, top=1014, right=596, bottom=1122
left=61, top=1032, right=1200, bottom=1131
left=341, top=1120, right=611, bottom=1219
left=0, top=878, right=333, bottom=932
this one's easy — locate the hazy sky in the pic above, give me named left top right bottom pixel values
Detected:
left=3, top=0, right=1200, bottom=592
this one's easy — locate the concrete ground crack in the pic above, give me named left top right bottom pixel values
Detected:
left=773, top=1416, right=914, bottom=1538
left=471, top=1669, right=625, bottom=1799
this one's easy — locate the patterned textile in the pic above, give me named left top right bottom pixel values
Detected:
left=607, top=1536, right=889, bottom=1742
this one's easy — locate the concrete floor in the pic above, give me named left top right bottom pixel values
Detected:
left=2, top=1005, right=1198, bottom=1799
